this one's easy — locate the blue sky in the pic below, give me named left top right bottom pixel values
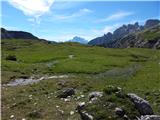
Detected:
left=1, top=0, right=160, bottom=42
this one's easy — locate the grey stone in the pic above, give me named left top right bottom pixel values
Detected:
left=141, top=115, right=160, bottom=120
left=127, top=93, right=153, bottom=115
left=80, top=111, right=93, bottom=120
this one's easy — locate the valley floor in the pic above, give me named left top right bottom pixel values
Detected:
left=1, top=39, right=160, bottom=120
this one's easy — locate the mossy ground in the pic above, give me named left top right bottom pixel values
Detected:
left=1, top=39, right=160, bottom=120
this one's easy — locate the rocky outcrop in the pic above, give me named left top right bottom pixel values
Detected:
left=1, top=28, right=39, bottom=39
left=127, top=93, right=153, bottom=115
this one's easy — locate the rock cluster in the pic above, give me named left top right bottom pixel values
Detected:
left=76, top=86, right=160, bottom=120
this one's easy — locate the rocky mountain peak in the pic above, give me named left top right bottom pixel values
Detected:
left=113, top=22, right=141, bottom=40
left=68, top=36, right=88, bottom=44
left=144, top=19, right=160, bottom=28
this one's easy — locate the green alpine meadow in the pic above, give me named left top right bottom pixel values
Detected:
left=1, top=1, right=160, bottom=120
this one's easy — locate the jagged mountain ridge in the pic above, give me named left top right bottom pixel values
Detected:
left=88, top=19, right=160, bottom=48
left=88, top=22, right=143, bottom=46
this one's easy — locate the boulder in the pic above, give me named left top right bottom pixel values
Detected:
left=127, top=93, right=153, bottom=115
left=57, top=88, right=75, bottom=98
left=141, top=115, right=160, bottom=120
left=88, top=91, right=103, bottom=100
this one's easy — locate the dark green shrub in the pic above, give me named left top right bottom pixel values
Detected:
left=27, top=110, right=42, bottom=118
left=103, top=85, right=120, bottom=95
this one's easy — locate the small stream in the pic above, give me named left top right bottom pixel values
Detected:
left=3, top=75, right=68, bottom=87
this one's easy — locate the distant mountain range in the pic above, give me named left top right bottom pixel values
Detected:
left=68, top=36, right=88, bottom=44
left=1, top=19, right=160, bottom=49
left=88, top=19, right=160, bottom=49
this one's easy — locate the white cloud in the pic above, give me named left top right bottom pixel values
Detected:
left=54, top=8, right=93, bottom=20
left=7, top=0, right=54, bottom=23
left=98, top=11, right=134, bottom=22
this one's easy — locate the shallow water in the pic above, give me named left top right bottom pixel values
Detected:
left=4, top=75, right=68, bottom=87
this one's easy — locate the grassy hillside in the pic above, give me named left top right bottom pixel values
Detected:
left=2, top=39, right=160, bottom=120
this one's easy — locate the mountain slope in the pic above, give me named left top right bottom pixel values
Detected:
left=1, top=28, right=39, bottom=39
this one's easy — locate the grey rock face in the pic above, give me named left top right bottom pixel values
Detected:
left=127, top=93, right=153, bottom=115
left=57, top=88, right=75, bottom=98
left=141, top=115, right=160, bottom=120
left=113, top=22, right=141, bottom=40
